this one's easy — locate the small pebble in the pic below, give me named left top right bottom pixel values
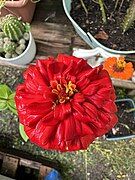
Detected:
left=86, top=19, right=89, bottom=24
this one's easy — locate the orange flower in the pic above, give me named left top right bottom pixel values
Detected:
left=103, top=57, right=134, bottom=80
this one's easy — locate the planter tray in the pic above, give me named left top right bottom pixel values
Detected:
left=111, top=78, right=135, bottom=90
left=0, top=175, right=14, bottom=180
left=0, top=147, right=61, bottom=179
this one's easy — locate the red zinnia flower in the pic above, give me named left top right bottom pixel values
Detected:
left=15, top=54, right=117, bottom=152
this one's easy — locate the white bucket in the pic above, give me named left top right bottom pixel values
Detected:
left=62, top=0, right=135, bottom=55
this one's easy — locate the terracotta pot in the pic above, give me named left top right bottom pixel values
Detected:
left=0, top=0, right=36, bottom=23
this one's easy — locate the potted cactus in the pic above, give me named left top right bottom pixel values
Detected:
left=0, top=0, right=39, bottom=23
left=0, top=14, right=36, bottom=65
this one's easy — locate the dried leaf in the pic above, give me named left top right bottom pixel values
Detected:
left=94, top=30, right=109, bottom=40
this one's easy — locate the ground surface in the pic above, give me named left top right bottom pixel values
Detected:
left=0, top=0, right=135, bottom=180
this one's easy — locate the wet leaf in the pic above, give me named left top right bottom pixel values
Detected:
left=7, top=93, right=17, bottom=115
left=0, top=84, right=12, bottom=99
left=19, top=124, right=29, bottom=142
left=0, top=99, right=7, bottom=110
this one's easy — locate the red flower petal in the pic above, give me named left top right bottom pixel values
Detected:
left=15, top=54, right=117, bottom=152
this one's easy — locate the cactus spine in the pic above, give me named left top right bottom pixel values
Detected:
left=0, top=15, right=26, bottom=41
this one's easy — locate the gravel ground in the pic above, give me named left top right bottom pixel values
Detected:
left=0, top=66, right=24, bottom=90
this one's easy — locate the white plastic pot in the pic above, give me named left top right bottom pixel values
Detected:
left=73, top=47, right=120, bottom=67
left=62, top=0, right=135, bottom=55
left=0, top=32, right=36, bottom=65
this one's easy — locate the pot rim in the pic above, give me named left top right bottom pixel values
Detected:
left=106, top=98, right=135, bottom=140
left=106, top=135, right=135, bottom=141
left=115, top=98, right=135, bottom=106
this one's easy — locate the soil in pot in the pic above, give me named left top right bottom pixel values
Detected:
left=106, top=100, right=135, bottom=138
left=70, top=0, right=135, bottom=51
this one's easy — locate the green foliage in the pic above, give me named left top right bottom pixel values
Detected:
left=115, top=87, right=127, bottom=99
left=0, top=84, right=12, bottom=99
left=122, top=0, right=135, bottom=33
left=7, top=93, right=17, bottom=115
left=19, top=124, right=29, bottom=142
left=80, top=0, right=107, bottom=23
left=0, top=84, right=17, bottom=114
left=98, top=0, right=107, bottom=24
left=0, top=83, right=29, bottom=142
left=80, top=0, right=88, bottom=15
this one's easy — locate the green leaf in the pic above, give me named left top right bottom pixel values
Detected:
left=0, top=99, right=7, bottom=110
left=19, top=124, right=29, bottom=142
left=7, top=93, right=17, bottom=115
left=8, top=105, right=18, bottom=115
left=0, top=84, right=12, bottom=100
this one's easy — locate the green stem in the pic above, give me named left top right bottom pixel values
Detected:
left=119, top=122, right=135, bottom=134
left=98, top=0, right=107, bottom=24
left=124, top=108, right=135, bottom=113
left=119, top=0, right=124, bottom=12
left=0, top=97, right=8, bottom=100
left=80, top=0, right=88, bottom=15
left=114, top=0, right=120, bottom=11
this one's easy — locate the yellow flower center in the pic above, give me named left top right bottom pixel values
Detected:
left=52, top=81, right=77, bottom=104
left=115, top=58, right=126, bottom=71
